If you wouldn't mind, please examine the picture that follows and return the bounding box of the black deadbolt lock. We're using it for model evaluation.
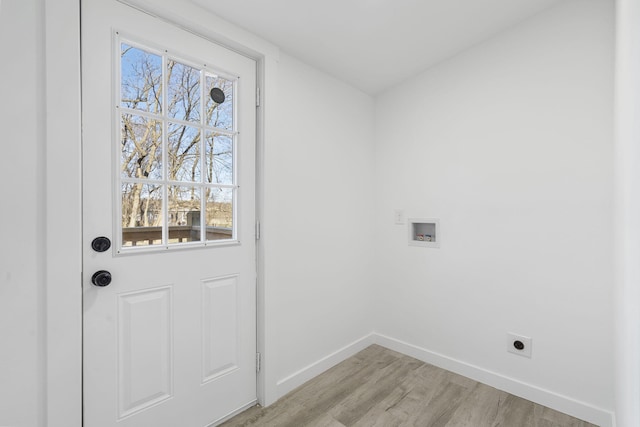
[91,270,112,287]
[91,236,111,253]
[513,340,525,351]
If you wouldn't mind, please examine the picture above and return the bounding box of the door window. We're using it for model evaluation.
[117,38,237,250]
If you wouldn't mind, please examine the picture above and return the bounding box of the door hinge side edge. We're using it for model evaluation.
[256,352,261,373]
[256,87,261,108]
[256,220,261,240]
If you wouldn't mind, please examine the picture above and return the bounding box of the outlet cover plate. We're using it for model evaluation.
[394,209,405,225]
[507,333,532,358]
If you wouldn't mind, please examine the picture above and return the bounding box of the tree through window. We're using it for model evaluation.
[118,40,237,249]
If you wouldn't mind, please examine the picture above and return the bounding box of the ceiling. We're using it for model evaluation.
[192,0,565,95]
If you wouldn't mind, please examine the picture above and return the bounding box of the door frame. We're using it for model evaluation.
[45,1,280,425]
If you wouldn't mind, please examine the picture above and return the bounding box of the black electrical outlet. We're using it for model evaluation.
[513,340,525,350]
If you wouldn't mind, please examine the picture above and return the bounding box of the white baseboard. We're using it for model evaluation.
[275,333,375,398]
[272,332,613,427]
[372,333,614,427]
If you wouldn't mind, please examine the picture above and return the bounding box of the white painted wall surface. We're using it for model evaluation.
[0,0,45,425]
[614,0,640,426]
[373,0,614,420]
[269,53,376,393]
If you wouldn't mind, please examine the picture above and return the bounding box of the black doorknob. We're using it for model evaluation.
[91,270,112,287]
[91,236,111,253]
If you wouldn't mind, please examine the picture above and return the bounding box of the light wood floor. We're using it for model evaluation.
[221,345,597,427]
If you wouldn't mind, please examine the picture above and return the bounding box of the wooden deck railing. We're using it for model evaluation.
[122,226,232,246]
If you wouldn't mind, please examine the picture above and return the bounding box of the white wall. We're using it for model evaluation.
[0,0,45,425]
[267,53,376,394]
[614,0,640,426]
[373,0,614,421]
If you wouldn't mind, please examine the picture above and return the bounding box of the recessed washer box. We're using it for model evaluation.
[408,218,440,248]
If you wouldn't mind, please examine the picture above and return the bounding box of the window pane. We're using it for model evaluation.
[121,114,162,180]
[205,132,233,185]
[167,60,201,122]
[121,44,162,113]
[206,188,233,241]
[122,183,163,247]
[118,41,241,251]
[168,123,201,182]
[205,75,233,130]
[168,185,201,243]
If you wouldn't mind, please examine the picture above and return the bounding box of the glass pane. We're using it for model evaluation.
[167,60,201,122]
[121,114,162,180]
[205,132,233,185]
[205,188,233,241]
[121,44,162,113]
[168,185,201,243]
[205,75,233,131]
[168,123,201,182]
[121,183,163,247]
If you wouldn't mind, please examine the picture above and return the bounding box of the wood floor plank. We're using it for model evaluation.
[220,345,598,427]
[410,379,471,426]
[306,413,347,427]
[492,394,536,426]
[331,355,423,425]
[533,404,596,427]
[241,348,400,426]
[352,364,453,427]
[443,383,508,427]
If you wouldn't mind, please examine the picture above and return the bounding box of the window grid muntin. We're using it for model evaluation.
[119,106,236,136]
[116,35,239,252]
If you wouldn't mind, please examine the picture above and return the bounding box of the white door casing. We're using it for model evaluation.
[82,0,257,425]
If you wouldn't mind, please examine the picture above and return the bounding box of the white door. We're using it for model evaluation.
[82,1,257,426]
